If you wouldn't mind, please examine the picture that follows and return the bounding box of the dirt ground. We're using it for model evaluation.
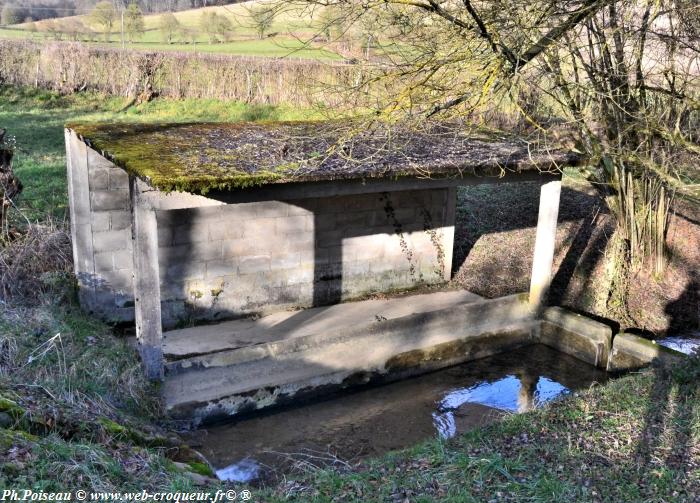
[452,176,700,336]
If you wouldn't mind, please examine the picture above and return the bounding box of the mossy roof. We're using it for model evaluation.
[66,121,582,194]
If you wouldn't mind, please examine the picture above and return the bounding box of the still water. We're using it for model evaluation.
[184,344,607,484]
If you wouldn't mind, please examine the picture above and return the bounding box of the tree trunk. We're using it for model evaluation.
[0,129,23,228]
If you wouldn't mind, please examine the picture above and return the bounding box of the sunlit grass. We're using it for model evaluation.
[0,86,318,220]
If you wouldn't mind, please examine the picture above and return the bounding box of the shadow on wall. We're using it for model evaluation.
[155,188,451,331]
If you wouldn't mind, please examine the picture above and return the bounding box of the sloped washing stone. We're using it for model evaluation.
[162,293,536,425]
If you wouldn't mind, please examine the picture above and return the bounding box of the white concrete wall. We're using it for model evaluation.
[66,131,134,322]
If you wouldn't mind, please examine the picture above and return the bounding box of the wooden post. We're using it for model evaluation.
[529,178,562,313]
[130,177,164,380]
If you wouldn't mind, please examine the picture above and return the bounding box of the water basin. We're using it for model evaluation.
[184,344,607,483]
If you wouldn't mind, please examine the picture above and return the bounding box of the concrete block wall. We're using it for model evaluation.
[156,189,454,328]
[66,132,134,322]
[67,135,455,327]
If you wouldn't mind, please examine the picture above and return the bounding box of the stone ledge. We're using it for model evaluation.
[536,307,612,369]
[607,333,686,372]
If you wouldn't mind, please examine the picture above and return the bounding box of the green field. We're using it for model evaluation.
[0,1,344,59]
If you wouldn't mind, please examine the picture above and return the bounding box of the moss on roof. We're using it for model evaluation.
[66,121,582,194]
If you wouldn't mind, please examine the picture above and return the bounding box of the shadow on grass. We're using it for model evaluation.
[453,180,611,306]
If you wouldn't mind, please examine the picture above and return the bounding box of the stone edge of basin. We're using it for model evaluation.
[537,306,612,369]
[166,299,687,426]
[606,332,686,372]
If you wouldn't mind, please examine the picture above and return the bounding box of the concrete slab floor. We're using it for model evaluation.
[163,290,483,359]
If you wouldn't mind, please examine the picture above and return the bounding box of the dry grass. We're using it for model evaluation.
[0,219,72,304]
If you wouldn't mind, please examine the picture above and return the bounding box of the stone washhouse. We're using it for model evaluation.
[65,121,622,425]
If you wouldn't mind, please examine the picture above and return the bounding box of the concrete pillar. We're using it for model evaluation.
[442,187,457,281]
[130,177,164,380]
[528,179,562,312]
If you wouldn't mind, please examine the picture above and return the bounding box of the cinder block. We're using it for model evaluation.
[172,225,211,244]
[88,167,110,190]
[287,202,315,215]
[113,250,132,270]
[242,218,276,238]
[336,211,370,227]
[91,212,111,232]
[343,193,381,211]
[110,211,131,231]
[313,213,337,232]
[160,280,188,300]
[161,241,223,263]
[277,215,313,234]
[220,224,245,239]
[343,260,371,276]
[314,229,343,243]
[217,203,253,219]
[91,190,129,212]
[238,255,270,274]
[109,168,130,190]
[261,271,290,289]
[157,226,173,247]
[431,189,449,205]
[254,201,289,218]
[223,239,260,258]
[285,235,315,253]
[167,261,206,280]
[93,229,130,253]
[392,208,417,223]
[94,252,114,272]
[285,265,314,285]
[206,259,237,279]
[158,206,223,226]
[98,270,133,292]
[271,252,301,270]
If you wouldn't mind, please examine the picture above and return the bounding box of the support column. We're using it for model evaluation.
[529,178,562,313]
[442,187,457,281]
[130,177,164,381]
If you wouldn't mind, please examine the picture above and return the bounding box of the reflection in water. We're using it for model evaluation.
[432,374,569,438]
[185,344,607,484]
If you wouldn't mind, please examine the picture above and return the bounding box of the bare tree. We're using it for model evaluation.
[124,1,144,42]
[159,11,181,43]
[89,0,117,41]
[288,0,698,315]
[249,4,275,40]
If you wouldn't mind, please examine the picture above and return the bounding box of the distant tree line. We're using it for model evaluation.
[0,0,246,25]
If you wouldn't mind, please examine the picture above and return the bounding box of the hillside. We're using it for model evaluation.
[0,0,345,59]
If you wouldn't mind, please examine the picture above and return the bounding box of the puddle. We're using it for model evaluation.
[183,344,607,484]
